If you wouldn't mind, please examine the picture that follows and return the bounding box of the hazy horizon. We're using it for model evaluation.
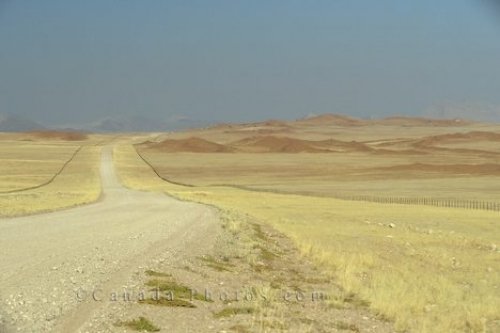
[1,0,500,127]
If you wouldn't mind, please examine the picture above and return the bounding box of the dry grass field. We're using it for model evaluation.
[0,118,498,332]
[114,116,500,332]
[136,116,500,205]
[0,132,103,217]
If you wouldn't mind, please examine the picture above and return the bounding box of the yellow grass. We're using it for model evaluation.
[135,150,500,203]
[0,141,77,192]
[0,142,102,217]
[115,144,500,333]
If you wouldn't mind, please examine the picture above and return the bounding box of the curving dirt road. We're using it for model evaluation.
[0,147,219,333]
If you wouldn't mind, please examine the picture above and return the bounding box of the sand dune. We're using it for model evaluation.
[414,131,500,147]
[207,115,477,138]
[142,135,405,154]
[294,114,472,127]
[315,138,374,152]
[231,136,377,153]
[141,137,233,153]
[231,136,326,153]
[139,130,500,156]
[24,130,88,141]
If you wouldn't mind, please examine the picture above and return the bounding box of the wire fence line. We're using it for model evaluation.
[218,185,500,213]
[0,146,83,195]
[134,147,500,213]
[328,193,500,212]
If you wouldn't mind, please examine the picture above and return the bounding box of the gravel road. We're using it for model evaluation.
[0,147,219,333]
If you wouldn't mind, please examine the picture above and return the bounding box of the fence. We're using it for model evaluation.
[329,193,500,212]
[134,147,500,213]
[0,146,83,194]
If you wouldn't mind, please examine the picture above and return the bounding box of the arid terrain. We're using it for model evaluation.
[0,115,499,333]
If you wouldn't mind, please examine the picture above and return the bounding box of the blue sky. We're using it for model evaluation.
[1,0,499,125]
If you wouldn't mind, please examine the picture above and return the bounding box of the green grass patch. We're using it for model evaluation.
[199,255,234,272]
[214,307,256,319]
[145,278,207,302]
[253,244,279,261]
[117,317,160,332]
[140,297,196,308]
[251,223,268,241]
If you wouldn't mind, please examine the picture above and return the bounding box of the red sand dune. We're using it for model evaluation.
[142,137,233,153]
[144,136,375,154]
[314,138,374,152]
[142,134,458,155]
[231,136,375,153]
[231,136,326,153]
[24,130,88,141]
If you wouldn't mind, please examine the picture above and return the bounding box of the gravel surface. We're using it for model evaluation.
[0,147,219,333]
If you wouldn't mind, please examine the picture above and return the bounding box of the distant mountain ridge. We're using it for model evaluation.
[0,112,482,133]
[294,113,472,127]
[295,114,367,126]
[0,113,45,132]
[84,115,211,132]
[88,115,170,132]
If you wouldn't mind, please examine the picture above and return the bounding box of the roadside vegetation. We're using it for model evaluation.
[0,140,102,217]
[116,317,160,332]
[115,144,500,332]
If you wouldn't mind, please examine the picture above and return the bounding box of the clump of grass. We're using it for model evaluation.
[145,270,172,278]
[334,320,360,332]
[140,271,208,307]
[117,317,160,332]
[140,297,196,308]
[342,292,371,308]
[199,255,234,272]
[145,278,207,302]
[252,223,268,241]
[270,278,284,290]
[146,279,190,297]
[214,307,256,319]
[249,262,270,273]
[253,244,279,261]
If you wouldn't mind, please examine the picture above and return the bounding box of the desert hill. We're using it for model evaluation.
[231,136,326,153]
[376,162,500,176]
[376,116,471,127]
[414,131,500,147]
[141,135,380,154]
[141,137,233,153]
[23,130,88,141]
[0,114,44,132]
